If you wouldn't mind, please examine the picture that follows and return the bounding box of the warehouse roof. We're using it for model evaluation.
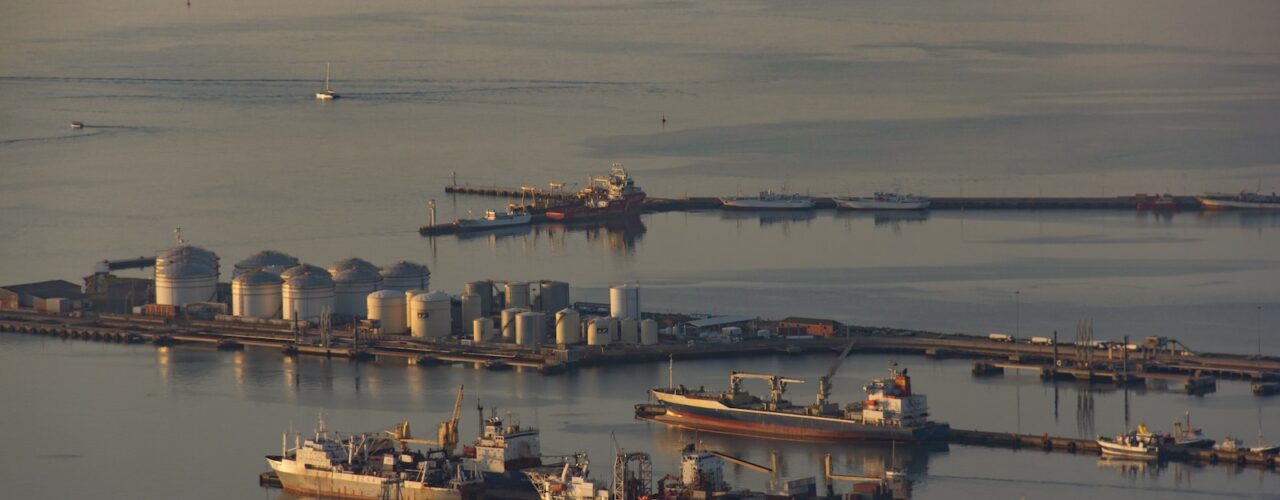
[0,280,84,299]
[683,315,754,329]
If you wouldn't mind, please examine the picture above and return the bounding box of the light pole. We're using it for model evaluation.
[1258,305,1263,358]
[1015,290,1021,339]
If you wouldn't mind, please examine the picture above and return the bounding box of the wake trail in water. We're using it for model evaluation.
[928,473,1255,497]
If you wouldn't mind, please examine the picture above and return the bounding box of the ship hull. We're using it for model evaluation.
[834,198,930,210]
[546,193,646,220]
[1197,197,1280,209]
[1096,439,1158,459]
[456,214,532,232]
[650,392,948,442]
[268,458,479,500]
[720,199,816,210]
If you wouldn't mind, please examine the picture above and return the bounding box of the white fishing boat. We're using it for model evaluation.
[1097,424,1161,459]
[1197,191,1280,209]
[720,191,816,210]
[69,121,84,129]
[834,192,930,210]
[316,62,340,100]
[523,453,610,500]
[456,207,532,232]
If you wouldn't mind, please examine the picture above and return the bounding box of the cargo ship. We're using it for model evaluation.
[720,191,816,210]
[833,193,930,210]
[642,345,949,441]
[462,407,543,482]
[1197,191,1280,209]
[545,164,645,221]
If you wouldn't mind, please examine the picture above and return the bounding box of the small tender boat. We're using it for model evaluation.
[834,192,930,211]
[1135,193,1177,211]
[315,62,340,100]
[1213,435,1244,452]
[1097,425,1161,459]
[69,121,84,129]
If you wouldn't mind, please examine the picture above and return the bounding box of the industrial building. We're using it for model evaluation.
[0,280,89,312]
[777,317,845,337]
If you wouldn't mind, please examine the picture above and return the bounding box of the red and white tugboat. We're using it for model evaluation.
[546,164,645,221]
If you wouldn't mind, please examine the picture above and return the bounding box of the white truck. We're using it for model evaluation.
[987,333,1014,343]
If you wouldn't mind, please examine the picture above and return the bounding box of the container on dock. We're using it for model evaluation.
[410,291,451,339]
[232,269,283,319]
[472,318,491,344]
[640,319,659,345]
[500,307,525,342]
[516,311,545,348]
[609,283,640,319]
[143,303,179,318]
[534,280,570,313]
[504,281,530,309]
[464,281,495,316]
[619,317,639,344]
[587,316,615,346]
[367,290,407,335]
[555,308,581,345]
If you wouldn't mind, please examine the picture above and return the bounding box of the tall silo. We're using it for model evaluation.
[282,267,335,323]
[464,281,495,316]
[366,290,407,335]
[516,311,545,348]
[156,260,219,307]
[380,261,430,292]
[556,308,581,345]
[609,284,640,319]
[332,267,381,318]
[460,293,482,329]
[233,250,298,278]
[535,280,570,313]
[473,318,491,344]
[505,282,530,309]
[231,269,282,318]
[500,308,525,342]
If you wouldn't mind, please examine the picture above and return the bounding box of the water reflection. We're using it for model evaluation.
[542,215,647,256]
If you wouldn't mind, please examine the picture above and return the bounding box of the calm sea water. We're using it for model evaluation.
[2,0,1279,498]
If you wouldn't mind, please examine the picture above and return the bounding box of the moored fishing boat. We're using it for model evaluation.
[1197,191,1280,209]
[834,192,930,210]
[456,206,532,232]
[721,191,816,210]
[1097,425,1161,459]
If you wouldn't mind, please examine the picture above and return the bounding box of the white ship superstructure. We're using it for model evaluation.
[834,193,930,210]
[720,191,816,210]
[467,411,542,478]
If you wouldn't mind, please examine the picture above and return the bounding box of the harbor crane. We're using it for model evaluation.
[385,384,465,456]
[815,340,858,410]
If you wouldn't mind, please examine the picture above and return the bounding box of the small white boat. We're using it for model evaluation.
[315,62,339,100]
[456,207,533,232]
[69,121,84,129]
[1097,424,1160,459]
[1213,435,1244,452]
[834,192,930,210]
[720,191,815,210]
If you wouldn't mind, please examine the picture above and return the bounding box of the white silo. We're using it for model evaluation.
[410,291,452,339]
[535,280,570,313]
[367,290,407,335]
[505,282,530,309]
[587,316,614,346]
[156,245,220,277]
[464,281,495,316]
[556,308,581,345]
[640,319,659,345]
[281,263,327,281]
[282,267,335,323]
[328,257,379,276]
[404,289,428,328]
[500,308,525,342]
[333,268,381,318]
[473,318,491,344]
[619,317,639,344]
[233,250,298,278]
[380,261,430,292]
[460,293,482,328]
[516,311,545,348]
[609,284,640,319]
[156,260,219,307]
[231,270,282,318]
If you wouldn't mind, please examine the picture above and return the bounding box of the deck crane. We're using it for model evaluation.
[729,372,805,407]
[385,384,466,456]
[814,340,857,412]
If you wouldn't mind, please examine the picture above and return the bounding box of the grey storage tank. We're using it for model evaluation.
[535,280,570,313]
[515,311,545,348]
[464,281,495,316]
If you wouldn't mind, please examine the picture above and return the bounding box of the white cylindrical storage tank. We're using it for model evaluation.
[460,293,482,328]
[328,257,380,277]
[367,290,407,335]
[156,245,220,278]
[156,260,218,307]
[404,289,428,329]
[280,263,327,281]
[505,282,530,309]
[332,268,381,318]
[500,308,525,342]
[640,319,659,345]
[282,268,335,323]
[516,311,545,348]
[231,270,282,318]
[473,318,491,344]
[555,308,581,345]
[233,250,297,278]
[380,261,431,292]
[619,317,639,344]
[410,291,452,339]
[586,316,614,346]
[535,280,570,313]
[465,281,495,316]
[609,284,640,319]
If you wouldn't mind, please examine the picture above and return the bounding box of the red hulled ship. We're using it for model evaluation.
[545,164,645,221]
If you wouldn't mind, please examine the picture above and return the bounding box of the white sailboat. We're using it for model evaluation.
[315,63,339,100]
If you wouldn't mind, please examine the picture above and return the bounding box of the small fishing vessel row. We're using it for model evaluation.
[720,191,931,211]
[1097,413,1279,460]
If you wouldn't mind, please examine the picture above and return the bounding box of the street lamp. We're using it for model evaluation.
[1015,290,1021,339]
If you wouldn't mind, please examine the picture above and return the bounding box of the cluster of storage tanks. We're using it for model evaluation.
[155,242,658,348]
